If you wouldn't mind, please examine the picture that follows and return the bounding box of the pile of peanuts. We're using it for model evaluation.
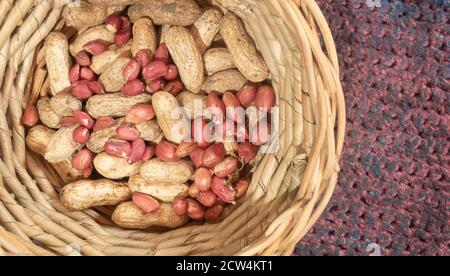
[22,0,276,229]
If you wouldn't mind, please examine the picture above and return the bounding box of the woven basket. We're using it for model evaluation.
[0,0,345,256]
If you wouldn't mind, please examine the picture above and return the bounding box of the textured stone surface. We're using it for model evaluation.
[295,0,449,256]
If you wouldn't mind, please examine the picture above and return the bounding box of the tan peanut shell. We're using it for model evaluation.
[61,179,131,211]
[128,175,189,203]
[176,91,210,119]
[49,92,82,117]
[99,57,131,92]
[131,18,157,57]
[165,27,204,93]
[135,120,163,143]
[44,125,81,163]
[128,0,201,26]
[191,8,223,54]
[159,25,171,44]
[86,93,151,119]
[44,32,71,95]
[91,43,132,74]
[86,118,123,153]
[63,1,114,30]
[37,97,61,129]
[140,159,194,184]
[26,125,82,183]
[70,25,115,56]
[152,91,189,144]
[203,69,247,94]
[94,152,141,180]
[203,47,236,76]
[112,201,188,229]
[219,13,269,82]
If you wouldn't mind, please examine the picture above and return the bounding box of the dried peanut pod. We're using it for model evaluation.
[220,13,269,82]
[99,57,131,92]
[131,18,157,57]
[26,125,83,183]
[61,179,131,211]
[128,175,189,202]
[203,48,236,76]
[128,0,201,26]
[135,120,163,143]
[112,201,188,229]
[63,1,114,30]
[44,32,71,95]
[94,152,141,180]
[203,69,247,94]
[87,118,123,153]
[159,25,171,44]
[140,159,194,184]
[152,91,189,144]
[165,27,204,93]
[86,93,151,119]
[176,91,210,120]
[44,125,81,163]
[91,43,132,74]
[49,92,82,117]
[191,8,223,54]
[37,98,61,129]
[70,25,115,56]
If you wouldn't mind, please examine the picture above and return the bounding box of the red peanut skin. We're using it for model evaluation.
[93,116,115,132]
[126,104,155,124]
[104,139,132,158]
[135,49,152,67]
[73,126,91,144]
[88,81,105,94]
[21,106,39,127]
[202,143,226,168]
[132,192,160,214]
[223,91,244,122]
[163,80,184,97]
[122,79,145,96]
[214,157,238,178]
[236,85,257,108]
[71,81,93,100]
[211,177,236,203]
[207,93,225,122]
[60,116,78,127]
[155,141,180,162]
[128,138,146,164]
[194,167,213,192]
[205,204,224,222]
[186,199,205,221]
[164,64,178,81]
[142,146,155,162]
[80,67,96,81]
[115,18,132,46]
[255,85,276,110]
[84,39,108,55]
[146,79,166,94]
[75,51,91,66]
[71,149,93,171]
[191,119,211,149]
[188,184,200,198]
[235,179,250,199]
[172,197,189,216]
[143,61,168,81]
[176,142,198,158]
[197,190,217,207]
[74,111,94,129]
[116,124,140,141]
[237,142,258,162]
[69,64,81,83]
[105,14,122,33]
[190,148,205,168]
[123,59,141,81]
[154,43,169,64]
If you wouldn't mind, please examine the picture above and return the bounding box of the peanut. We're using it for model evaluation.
[190,147,205,168]
[99,57,131,92]
[237,142,258,163]
[63,1,111,30]
[235,178,250,199]
[71,81,94,100]
[122,79,145,96]
[69,64,81,83]
[112,201,188,229]
[60,116,78,127]
[93,116,116,132]
[154,43,169,64]
[70,25,115,56]
[21,106,39,127]
[26,125,83,183]
[165,27,204,93]
[172,197,188,216]
[91,43,131,74]
[87,118,122,153]
[152,91,189,144]
[255,85,276,110]
[164,65,178,81]
[220,13,269,82]
[197,190,217,207]
[71,149,93,171]
[44,125,81,163]
[84,39,109,55]
[140,159,194,184]
[49,92,82,117]
[80,67,96,81]
[75,51,91,66]
[128,0,201,26]
[194,167,212,192]
[105,14,123,33]
[135,49,152,67]
[129,138,146,164]
[203,47,236,76]
[135,120,163,143]
[61,179,131,211]
[202,143,226,168]
[191,8,223,54]
[72,126,90,144]
[45,32,72,95]
[37,98,61,129]
[211,177,236,203]
[87,0,142,5]
[123,59,141,82]
[205,203,224,222]
[203,69,247,94]
[142,146,155,162]
[213,157,238,178]
[132,193,160,214]
[116,124,140,141]
[236,84,257,108]
[186,199,205,220]
[126,104,155,124]
[94,152,141,180]
[132,18,157,57]
[176,91,210,120]
[88,81,105,94]
[128,175,189,203]
[104,139,132,158]
[114,18,132,46]
[176,141,198,158]
[143,61,168,82]
[86,93,151,119]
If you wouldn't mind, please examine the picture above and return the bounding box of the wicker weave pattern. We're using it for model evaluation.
[0,0,344,256]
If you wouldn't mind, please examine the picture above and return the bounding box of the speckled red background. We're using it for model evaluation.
[294,0,449,256]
